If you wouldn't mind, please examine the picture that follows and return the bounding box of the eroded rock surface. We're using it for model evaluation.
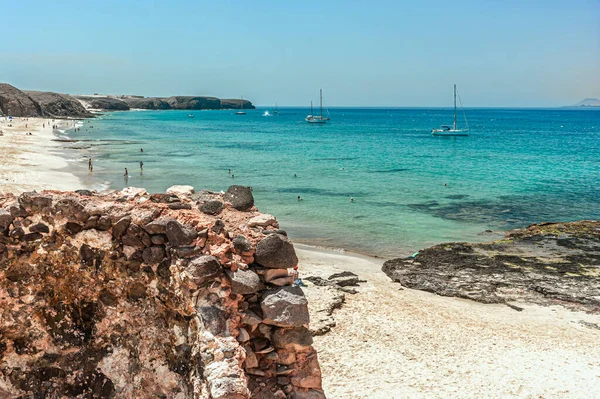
[383,221,600,312]
[0,186,325,398]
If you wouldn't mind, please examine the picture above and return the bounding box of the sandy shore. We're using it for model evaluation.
[297,245,600,399]
[0,117,84,193]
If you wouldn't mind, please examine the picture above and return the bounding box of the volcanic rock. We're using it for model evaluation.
[255,234,298,269]
[224,185,254,211]
[261,287,310,327]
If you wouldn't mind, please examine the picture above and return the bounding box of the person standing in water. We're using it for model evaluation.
[88,158,92,171]
[140,148,143,153]
[124,168,129,178]
[140,161,143,171]
[228,169,231,175]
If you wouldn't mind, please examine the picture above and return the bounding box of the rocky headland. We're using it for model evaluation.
[0,83,255,117]
[0,185,324,398]
[383,221,600,313]
[0,84,90,119]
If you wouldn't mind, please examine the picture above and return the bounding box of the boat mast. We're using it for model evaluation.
[453,84,457,131]
[320,89,323,118]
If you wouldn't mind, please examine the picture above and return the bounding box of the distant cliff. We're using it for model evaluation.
[0,83,90,118]
[0,83,44,117]
[122,96,255,111]
[25,91,93,118]
[0,83,256,116]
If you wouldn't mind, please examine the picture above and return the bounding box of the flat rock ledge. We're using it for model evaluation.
[0,186,325,399]
[382,221,600,312]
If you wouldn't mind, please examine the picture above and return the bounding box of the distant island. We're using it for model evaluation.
[0,83,255,118]
[569,98,600,107]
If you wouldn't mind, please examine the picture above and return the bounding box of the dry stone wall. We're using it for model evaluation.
[0,186,325,399]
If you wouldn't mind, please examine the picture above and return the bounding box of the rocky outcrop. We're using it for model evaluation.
[24,91,93,118]
[220,99,256,110]
[122,97,170,110]
[75,96,130,111]
[383,221,600,312]
[0,83,43,117]
[166,96,221,110]
[0,83,256,115]
[0,187,325,398]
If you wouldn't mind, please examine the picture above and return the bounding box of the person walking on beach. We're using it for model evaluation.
[140,161,143,171]
[124,168,129,178]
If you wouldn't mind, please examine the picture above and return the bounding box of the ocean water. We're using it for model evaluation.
[65,107,600,258]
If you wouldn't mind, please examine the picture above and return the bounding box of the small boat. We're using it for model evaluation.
[236,96,247,115]
[274,102,279,115]
[306,89,330,124]
[188,114,194,118]
[263,111,271,117]
[432,84,469,136]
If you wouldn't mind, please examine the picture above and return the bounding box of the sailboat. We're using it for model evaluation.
[236,96,246,115]
[274,102,279,115]
[432,84,469,136]
[306,89,330,124]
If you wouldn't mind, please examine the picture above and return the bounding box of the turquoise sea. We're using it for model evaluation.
[63,107,600,258]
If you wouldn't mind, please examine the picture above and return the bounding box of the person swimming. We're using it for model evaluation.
[140,148,143,152]
[294,173,297,177]
[350,197,354,202]
[297,196,302,201]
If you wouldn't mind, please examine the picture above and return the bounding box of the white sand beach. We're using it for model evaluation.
[0,117,84,193]
[297,246,600,399]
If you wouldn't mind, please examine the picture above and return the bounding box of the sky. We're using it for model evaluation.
[0,0,598,107]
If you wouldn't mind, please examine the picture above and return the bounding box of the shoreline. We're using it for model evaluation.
[0,117,89,193]
[297,243,600,399]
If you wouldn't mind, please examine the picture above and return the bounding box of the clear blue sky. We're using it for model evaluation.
[0,0,598,106]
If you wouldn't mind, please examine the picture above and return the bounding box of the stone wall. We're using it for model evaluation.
[0,186,325,398]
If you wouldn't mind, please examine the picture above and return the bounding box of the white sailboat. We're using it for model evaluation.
[236,96,246,115]
[306,89,330,124]
[432,84,469,136]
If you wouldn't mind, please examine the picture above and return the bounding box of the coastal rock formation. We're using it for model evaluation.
[0,83,43,117]
[382,221,600,312]
[0,83,256,115]
[220,99,256,110]
[25,91,92,118]
[166,96,221,110]
[0,187,325,398]
[75,96,130,111]
[121,97,170,110]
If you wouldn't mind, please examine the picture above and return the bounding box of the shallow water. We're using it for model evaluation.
[67,107,600,257]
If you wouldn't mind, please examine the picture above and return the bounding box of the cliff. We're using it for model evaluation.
[383,221,600,312]
[0,83,44,117]
[0,186,325,398]
[75,96,131,111]
[122,97,170,110]
[220,99,256,110]
[165,96,222,110]
[24,91,93,118]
